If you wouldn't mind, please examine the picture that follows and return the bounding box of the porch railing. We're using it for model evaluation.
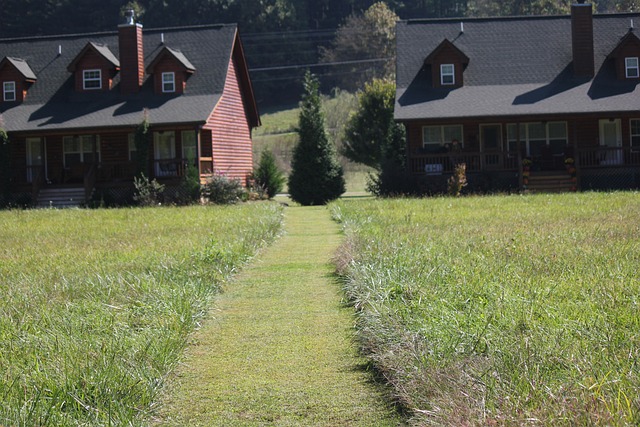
[409,151,520,175]
[153,159,188,178]
[576,146,640,168]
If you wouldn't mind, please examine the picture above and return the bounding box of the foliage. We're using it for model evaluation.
[0,204,283,426]
[202,173,246,204]
[288,72,345,205]
[320,2,399,91]
[342,78,405,170]
[179,162,202,204]
[366,158,414,197]
[466,0,570,16]
[332,193,640,425]
[133,173,165,206]
[252,149,286,198]
[0,127,10,207]
[447,162,468,196]
[134,111,151,177]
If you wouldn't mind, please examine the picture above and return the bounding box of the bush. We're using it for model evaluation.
[202,173,245,204]
[447,163,468,197]
[252,150,285,198]
[177,162,202,204]
[133,173,165,206]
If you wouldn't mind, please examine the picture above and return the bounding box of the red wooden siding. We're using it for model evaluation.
[0,67,26,102]
[73,50,115,92]
[150,56,186,94]
[206,54,253,184]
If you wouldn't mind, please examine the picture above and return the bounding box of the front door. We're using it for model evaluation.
[154,131,176,177]
[481,124,503,168]
[26,137,44,183]
[599,119,622,164]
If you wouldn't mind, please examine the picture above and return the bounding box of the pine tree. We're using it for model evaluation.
[253,149,285,199]
[288,72,345,206]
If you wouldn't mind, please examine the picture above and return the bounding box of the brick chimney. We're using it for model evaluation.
[571,1,595,77]
[118,10,144,93]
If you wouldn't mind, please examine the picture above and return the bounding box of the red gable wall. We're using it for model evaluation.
[206,54,253,184]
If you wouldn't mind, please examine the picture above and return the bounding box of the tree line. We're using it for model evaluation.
[1,0,638,105]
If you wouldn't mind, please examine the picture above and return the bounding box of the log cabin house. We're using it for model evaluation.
[395,1,640,193]
[0,10,259,206]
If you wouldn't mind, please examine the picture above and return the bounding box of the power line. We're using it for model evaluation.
[250,57,393,72]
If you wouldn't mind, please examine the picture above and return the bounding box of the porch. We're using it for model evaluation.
[410,146,640,192]
[10,157,213,207]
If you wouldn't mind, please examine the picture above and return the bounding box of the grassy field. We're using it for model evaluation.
[0,204,283,426]
[332,192,640,426]
[254,93,374,194]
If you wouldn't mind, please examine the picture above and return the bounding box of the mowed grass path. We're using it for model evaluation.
[155,206,402,426]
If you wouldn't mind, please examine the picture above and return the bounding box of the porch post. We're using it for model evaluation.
[573,121,581,190]
[196,125,203,181]
[517,121,523,189]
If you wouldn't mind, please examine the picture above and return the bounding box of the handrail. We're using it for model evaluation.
[31,166,45,205]
[409,151,520,175]
[84,163,97,201]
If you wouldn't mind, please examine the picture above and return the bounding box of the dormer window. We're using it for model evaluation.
[625,57,639,78]
[425,39,468,88]
[440,64,455,85]
[83,70,102,90]
[3,81,16,101]
[162,72,175,93]
[147,46,195,95]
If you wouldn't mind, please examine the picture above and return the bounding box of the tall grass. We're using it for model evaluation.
[0,204,283,426]
[332,193,640,426]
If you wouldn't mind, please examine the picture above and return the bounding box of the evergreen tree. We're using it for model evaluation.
[288,72,345,205]
[253,149,286,198]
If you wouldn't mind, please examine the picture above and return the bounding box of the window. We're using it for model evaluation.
[506,122,567,156]
[3,81,16,101]
[63,135,100,167]
[625,57,639,78]
[83,69,102,90]
[162,72,175,93]
[422,125,463,152]
[128,133,137,161]
[631,119,640,150]
[182,130,197,161]
[440,64,455,85]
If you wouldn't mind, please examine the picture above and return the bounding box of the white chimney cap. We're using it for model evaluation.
[124,9,135,25]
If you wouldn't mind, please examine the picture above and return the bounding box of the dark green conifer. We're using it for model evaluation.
[288,72,345,206]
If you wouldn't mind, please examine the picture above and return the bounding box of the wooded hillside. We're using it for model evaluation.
[1,0,637,106]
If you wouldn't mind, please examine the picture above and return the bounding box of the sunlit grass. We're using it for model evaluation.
[332,192,640,426]
[0,204,283,426]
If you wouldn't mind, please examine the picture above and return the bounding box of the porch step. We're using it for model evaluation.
[526,172,575,193]
[36,187,86,208]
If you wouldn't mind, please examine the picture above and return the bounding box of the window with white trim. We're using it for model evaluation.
[422,125,463,152]
[128,133,137,161]
[506,122,567,156]
[162,72,175,93]
[83,69,102,90]
[3,81,16,101]
[181,130,197,161]
[631,119,640,150]
[440,64,455,85]
[626,57,639,78]
[63,135,101,167]
[2,82,16,101]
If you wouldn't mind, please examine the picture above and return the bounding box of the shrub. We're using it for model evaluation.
[133,173,165,206]
[202,173,245,204]
[447,163,468,197]
[253,149,285,198]
[177,162,202,204]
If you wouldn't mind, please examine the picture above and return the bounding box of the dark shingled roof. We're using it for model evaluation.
[0,24,238,132]
[2,57,38,80]
[395,13,640,121]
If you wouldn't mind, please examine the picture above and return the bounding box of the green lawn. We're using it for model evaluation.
[0,204,283,426]
[332,192,640,426]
